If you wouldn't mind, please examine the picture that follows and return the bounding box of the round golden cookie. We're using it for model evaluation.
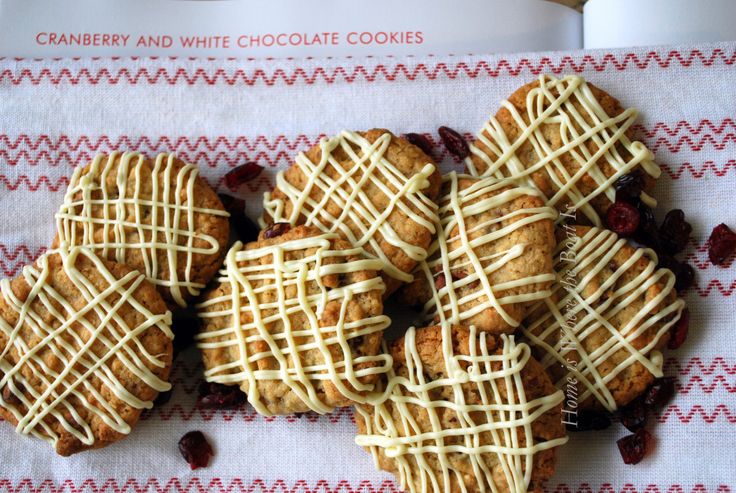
[0,246,173,456]
[261,129,441,296]
[355,325,568,493]
[196,224,391,416]
[521,225,685,411]
[466,74,661,227]
[398,172,557,334]
[54,151,230,308]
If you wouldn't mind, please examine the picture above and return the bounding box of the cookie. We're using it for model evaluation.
[196,224,392,416]
[55,151,230,308]
[355,325,568,493]
[466,75,661,226]
[0,246,173,456]
[398,172,557,334]
[262,129,441,296]
[521,225,686,411]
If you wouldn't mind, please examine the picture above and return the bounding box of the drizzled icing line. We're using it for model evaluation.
[466,74,661,226]
[262,130,439,283]
[356,325,567,493]
[0,246,173,449]
[521,227,686,411]
[56,151,229,307]
[417,172,557,329]
[196,232,392,416]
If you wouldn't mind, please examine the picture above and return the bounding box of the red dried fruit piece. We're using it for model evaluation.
[708,223,736,266]
[403,132,434,157]
[617,429,654,465]
[435,273,447,290]
[605,201,641,237]
[659,209,692,256]
[1,384,21,405]
[673,262,695,293]
[567,409,612,432]
[620,397,648,432]
[178,430,213,470]
[614,172,644,201]
[452,270,479,289]
[438,126,470,159]
[263,222,291,239]
[223,162,264,191]
[644,377,676,408]
[633,201,661,250]
[154,389,173,407]
[197,381,246,409]
[667,308,690,350]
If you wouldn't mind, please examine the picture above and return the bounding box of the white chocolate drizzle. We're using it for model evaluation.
[356,325,567,493]
[196,232,393,416]
[466,75,661,226]
[262,130,439,283]
[0,245,173,449]
[56,151,230,307]
[521,226,685,411]
[417,172,557,329]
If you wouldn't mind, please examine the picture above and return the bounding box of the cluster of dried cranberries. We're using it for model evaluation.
[218,162,265,243]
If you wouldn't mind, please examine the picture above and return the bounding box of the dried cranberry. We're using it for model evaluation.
[223,162,264,191]
[178,431,213,470]
[567,409,611,432]
[452,270,479,289]
[263,222,291,239]
[659,209,692,256]
[614,173,644,201]
[673,262,695,293]
[197,381,246,409]
[620,397,648,432]
[633,201,660,250]
[667,308,690,350]
[1,384,21,405]
[435,273,447,290]
[605,201,641,237]
[438,126,470,159]
[708,223,736,266]
[617,429,653,465]
[643,377,676,408]
[403,133,434,157]
[154,389,173,407]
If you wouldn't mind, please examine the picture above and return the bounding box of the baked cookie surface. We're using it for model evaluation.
[466,75,661,226]
[0,246,173,456]
[521,225,685,411]
[398,172,557,334]
[55,151,230,308]
[355,325,567,493]
[262,129,441,295]
[196,225,391,415]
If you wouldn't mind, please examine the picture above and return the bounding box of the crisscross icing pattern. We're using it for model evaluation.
[466,74,661,226]
[0,246,173,448]
[262,130,438,283]
[56,151,229,307]
[196,232,392,415]
[521,226,685,411]
[417,172,557,329]
[356,326,567,493]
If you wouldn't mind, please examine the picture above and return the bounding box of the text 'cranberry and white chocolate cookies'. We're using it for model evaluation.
[399,172,557,334]
[262,129,441,295]
[521,226,685,411]
[196,225,392,416]
[466,75,661,226]
[55,151,230,308]
[0,246,174,456]
[355,325,568,493]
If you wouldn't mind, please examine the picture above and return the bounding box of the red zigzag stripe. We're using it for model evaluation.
[2,49,735,87]
[0,479,727,493]
[633,119,736,138]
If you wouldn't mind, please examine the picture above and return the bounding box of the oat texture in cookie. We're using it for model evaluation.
[521,226,685,411]
[0,246,173,456]
[399,172,557,334]
[55,151,230,307]
[196,226,392,416]
[355,325,568,493]
[262,129,440,295]
[466,74,661,226]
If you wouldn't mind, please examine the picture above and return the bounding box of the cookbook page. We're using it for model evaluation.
[0,0,582,58]
[584,0,736,49]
